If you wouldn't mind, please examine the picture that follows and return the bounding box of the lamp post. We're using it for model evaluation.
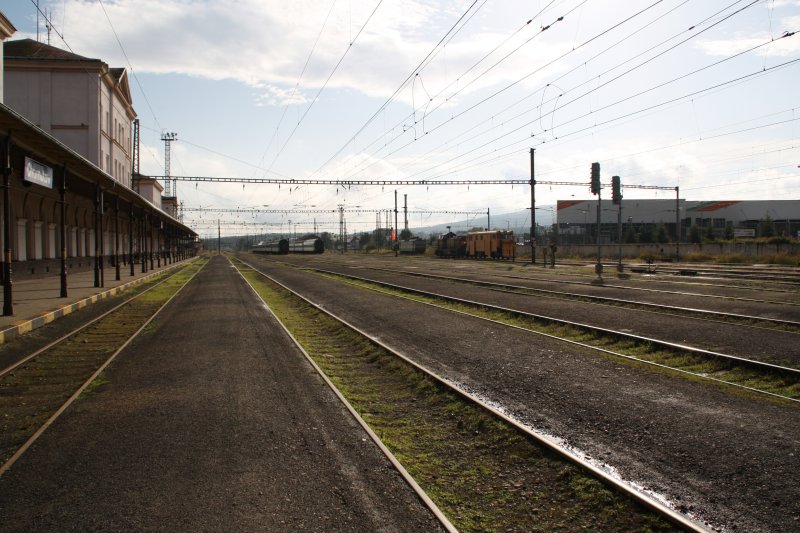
[578,209,590,245]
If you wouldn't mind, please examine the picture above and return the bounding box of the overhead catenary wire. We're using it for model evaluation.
[332,0,564,176]
[331,0,687,182]
[32,1,794,218]
[252,0,339,179]
[266,0,386,172]
[380,44,800,185]
[336,0,766,184]
[306,0,486,179]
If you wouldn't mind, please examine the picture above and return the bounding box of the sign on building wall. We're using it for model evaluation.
[734,229,756,238]
[24,157,53,189]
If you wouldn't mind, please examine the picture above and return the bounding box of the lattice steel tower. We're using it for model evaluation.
[161,132,178,196]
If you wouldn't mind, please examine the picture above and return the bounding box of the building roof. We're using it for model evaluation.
[4,38,101,63]
[0,12,17,40]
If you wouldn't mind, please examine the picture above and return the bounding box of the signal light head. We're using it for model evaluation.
[590,162,601,195]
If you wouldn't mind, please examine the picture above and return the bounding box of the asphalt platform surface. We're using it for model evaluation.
[0,255,443,532]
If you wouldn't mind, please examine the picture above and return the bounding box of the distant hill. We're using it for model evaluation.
[407,206,556,237]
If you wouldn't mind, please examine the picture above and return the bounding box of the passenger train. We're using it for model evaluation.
[252,236,325,255]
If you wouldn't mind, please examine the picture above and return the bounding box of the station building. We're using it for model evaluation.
[0,12,196,316]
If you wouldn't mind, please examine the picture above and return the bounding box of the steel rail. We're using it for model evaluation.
[0,260,207,477]
[0,259,196,379]
[232,258,458,533]
[633,266,800,285]
[530,259,800,286]
[302,266,800,384]
[236,257,710,533]
[306,254,800,297]
[489,269,800,298]
[374,262,800,302]
[366,267,800,331]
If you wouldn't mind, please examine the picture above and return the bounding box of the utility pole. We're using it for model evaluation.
[675,186,680,261]
[487,208,490,230]
[590,162,603,277]
[375,211,381,246]
[612,176,622,272]
[530,148,536,264]
[161,132,178,197]
[403,194,408,231]
[339,205,345,254]
[394,190,398,243]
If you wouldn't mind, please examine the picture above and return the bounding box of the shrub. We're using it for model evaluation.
[684,252,712,262]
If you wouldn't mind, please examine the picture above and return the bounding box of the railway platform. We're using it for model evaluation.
[0,259,190,344]
[0,255,444,531]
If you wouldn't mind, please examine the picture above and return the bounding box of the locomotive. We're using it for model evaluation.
[435,231,466,258]
[436,230,515,260]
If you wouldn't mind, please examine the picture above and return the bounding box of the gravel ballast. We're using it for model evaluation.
[248,255,800,532]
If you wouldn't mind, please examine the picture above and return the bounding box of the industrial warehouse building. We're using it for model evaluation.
[556,199,799,244]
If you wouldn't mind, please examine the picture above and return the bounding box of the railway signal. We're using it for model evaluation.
[590,162,601,195]
[612,175,622,205]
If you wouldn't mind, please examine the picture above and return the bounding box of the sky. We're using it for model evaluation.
[3,0,799,239]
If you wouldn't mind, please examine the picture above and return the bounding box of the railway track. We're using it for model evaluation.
[544,259,800,286]
[626,262,800,284]
[269,260,800,403]
[488,269,800,298]
[0,258,206,475]
[311,254,800,298]
[365,267,800,332]
[233,256,705,532]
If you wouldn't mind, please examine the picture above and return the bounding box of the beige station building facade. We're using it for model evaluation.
[0,11,195,316]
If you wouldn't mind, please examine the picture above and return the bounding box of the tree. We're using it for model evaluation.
[759,214,775,238]
[319,232,334,251]
[656,223,669,244]
[639,225,655,244]
[625,226,637,243]
[400,228,413,240]
[372,228,384,247]
[689,224,701,244]
[359,232,371,248]
[549,224,560,245]
[724,222,734,240]
[704,222,715,242]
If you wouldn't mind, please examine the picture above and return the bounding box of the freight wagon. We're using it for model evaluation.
[466,230,515,260]
[399,238,427,254]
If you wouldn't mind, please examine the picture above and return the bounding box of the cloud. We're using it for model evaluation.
[40,0,559,108]
[696,32,800,57]
[253,84,310,107]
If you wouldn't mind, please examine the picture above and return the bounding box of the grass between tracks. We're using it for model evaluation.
[0,258,206,468]
[317,272,800,403]
[237,263,679,533]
